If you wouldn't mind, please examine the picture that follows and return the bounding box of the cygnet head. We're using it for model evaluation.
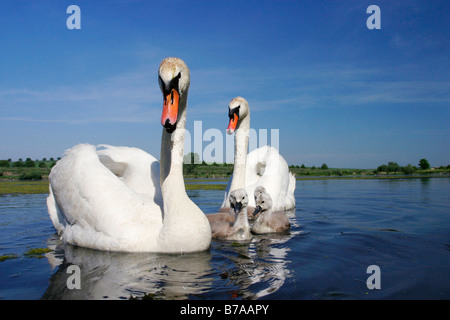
[229,188,249,214]
[158,57,190,133]
[227,97,249,135]
[253,186,267,200]
[253,192,273,216]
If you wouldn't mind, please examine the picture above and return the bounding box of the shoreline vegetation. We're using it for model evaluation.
[0,156,449,195]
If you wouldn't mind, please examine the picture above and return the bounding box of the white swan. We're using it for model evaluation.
[211,189,252,241]
[221,97,296,212]
[47,57,211,253]
[251,191,291,234]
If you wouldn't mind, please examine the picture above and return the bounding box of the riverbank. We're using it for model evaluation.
[1,174,449,195]
[3,160,449,180]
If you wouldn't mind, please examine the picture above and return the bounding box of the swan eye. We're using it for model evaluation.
[160,72,182,96]
[228,106,240,119]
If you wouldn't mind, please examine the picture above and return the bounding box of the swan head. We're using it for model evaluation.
[159,57,190,133]
[253,192,272,216]
[227,96,249,135]
[229,188,249,214]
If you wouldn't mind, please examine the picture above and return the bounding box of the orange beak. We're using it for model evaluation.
[227,113,238,135]
[161,88,180,131]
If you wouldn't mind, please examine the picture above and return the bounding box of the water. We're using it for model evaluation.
[0,178,449,300]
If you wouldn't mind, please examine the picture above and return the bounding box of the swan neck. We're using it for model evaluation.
[260,208,272,220]
[156,85,211,252]
[234,207,250,228]
[160,90,188,191]
[230,116,249,192]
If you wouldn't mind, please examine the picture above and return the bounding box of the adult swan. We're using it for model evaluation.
[47,57,211,253]
[221,97,296,212]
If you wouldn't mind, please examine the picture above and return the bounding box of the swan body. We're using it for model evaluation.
[211,189,252,241]
[206,209,234,225]
[251,191,291,234]
[221,97,296,212]
[47,57,211,253]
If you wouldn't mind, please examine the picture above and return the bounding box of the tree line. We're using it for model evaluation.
[1,154,448,180]
[0,158,60,180]
[0,158,59,169]
[289,158,450,176]
[375,158,437,174]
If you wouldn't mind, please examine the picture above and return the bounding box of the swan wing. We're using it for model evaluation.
[48,144,163,251]
[244,146,296,211]
[97,144,162,205]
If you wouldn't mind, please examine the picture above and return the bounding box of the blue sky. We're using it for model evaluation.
[0,0,449,168]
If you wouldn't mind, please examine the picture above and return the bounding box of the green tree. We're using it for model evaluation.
[0,160,10,167]
[401,164,416,175]
[418,158,430,170]
[183,152,200,164]
[387,162,400,173]
[12,161,24,168]
[321,163,328,170]
[377,162,400,173]
[19,170,42,180]
[24,158,35,168]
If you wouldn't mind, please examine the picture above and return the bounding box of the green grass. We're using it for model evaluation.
[0,254,19,262]
[1,167,448,195]
[0,248,55,262]
[0,179,227,194]
[185,183,227,190]
[0,249,54,262]
[0,180,49,195]
[24,248,53,258]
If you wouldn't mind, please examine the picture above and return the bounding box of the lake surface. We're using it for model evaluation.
[0,177,449,300]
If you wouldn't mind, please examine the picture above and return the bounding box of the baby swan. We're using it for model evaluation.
[211,189,252,241]
[207,186,265,226]
[251,191,291,234]
[252,185,266,219]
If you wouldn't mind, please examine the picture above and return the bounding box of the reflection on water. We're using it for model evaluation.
[42,243,214,300]
[41,209,300,300]
[2,178,449,300]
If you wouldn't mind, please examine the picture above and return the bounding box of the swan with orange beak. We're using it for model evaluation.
[159,58,189,134]
[227,98,244,135]
[221,96,296,212]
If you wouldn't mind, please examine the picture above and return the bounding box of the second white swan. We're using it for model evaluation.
[221,97,296,212]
